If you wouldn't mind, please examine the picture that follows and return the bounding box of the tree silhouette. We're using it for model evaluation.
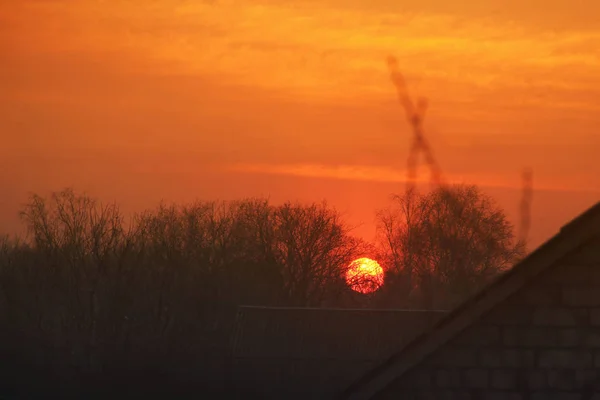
[377,184,524,309]
[0,189,378,397]
[272,201,363,307]
[0,186,528,397]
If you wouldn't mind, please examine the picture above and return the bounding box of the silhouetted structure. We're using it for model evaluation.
[228,306,445,398]
[340,201,600,399]
[519,167,534,246]
[386,55,534,251]
[387,55,442,192]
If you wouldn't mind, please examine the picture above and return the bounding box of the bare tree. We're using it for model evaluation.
[375,187,428,308]
[0,190,373,396]
[272,201,361,307]
[377,184,524,309]
[0,188,132,382]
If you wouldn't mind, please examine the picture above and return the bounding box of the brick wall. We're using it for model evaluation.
[377,235,600,400]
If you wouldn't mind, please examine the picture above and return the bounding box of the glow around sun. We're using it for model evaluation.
[345,257,384,294]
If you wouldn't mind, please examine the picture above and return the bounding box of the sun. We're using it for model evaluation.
[345,257,384,294]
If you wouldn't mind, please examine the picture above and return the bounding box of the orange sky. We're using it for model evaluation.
[1,0,599,248]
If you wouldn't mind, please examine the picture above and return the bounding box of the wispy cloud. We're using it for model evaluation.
[3,0,599,196]
[226,162,600,193]
[4,0,600,107]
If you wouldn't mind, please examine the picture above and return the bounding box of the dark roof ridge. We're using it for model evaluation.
[237,305,448,312]
[561,201,600,233]
[339,201,600,400]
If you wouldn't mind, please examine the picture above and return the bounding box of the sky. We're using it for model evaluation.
[1,0,599,249]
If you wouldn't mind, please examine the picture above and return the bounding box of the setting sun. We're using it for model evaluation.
[346,257,384,294]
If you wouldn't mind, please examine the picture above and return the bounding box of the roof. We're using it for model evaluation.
[340,201,600,400]
[228,306,446,398]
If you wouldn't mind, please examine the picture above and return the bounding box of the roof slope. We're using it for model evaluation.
[228,306,446,398]
[339,201,600,400]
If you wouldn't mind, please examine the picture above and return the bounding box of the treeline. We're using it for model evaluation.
[0,185,523,398]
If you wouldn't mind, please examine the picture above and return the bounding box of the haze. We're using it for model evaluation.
[1,0,599,248]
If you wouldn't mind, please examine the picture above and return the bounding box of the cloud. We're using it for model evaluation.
[4,0,599,106]
[2,0,599,198]
[226,162,600,193]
